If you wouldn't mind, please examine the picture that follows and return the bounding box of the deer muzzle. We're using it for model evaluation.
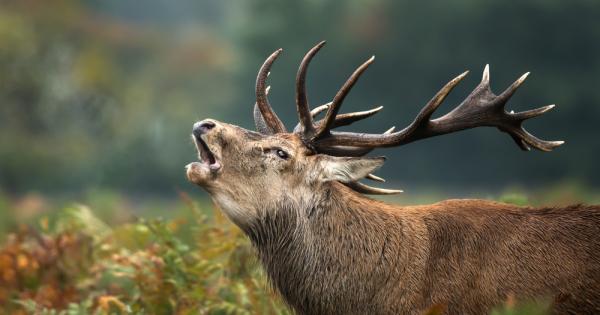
[186,119,222,184]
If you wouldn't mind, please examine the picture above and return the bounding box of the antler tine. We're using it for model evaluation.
[344,181,403,195]
[512,104,555,120]
[314,70,468,148]
[481,64,490,85]
[413,71,470,124]
[313,66,564,152]
[255,49,287,134]
[315,126,395,157]
[501,103,559,151]
[497,71,529,103]
[313,56,376,140]
[310,103,331,117]
[366,173,385,182]
[296,41,326,138]
[254,86,272,134]
[294,105,384,133]
[293,103,330,133]
[318,106,384,129]
[505,126,564,152]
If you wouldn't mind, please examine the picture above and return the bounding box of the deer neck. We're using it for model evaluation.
[240,182,414,314]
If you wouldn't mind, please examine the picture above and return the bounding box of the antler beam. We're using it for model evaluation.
[313,56,376,140]
[314,65,564,152]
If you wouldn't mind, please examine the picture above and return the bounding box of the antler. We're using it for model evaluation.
[255,49,287,134]
[296,41,326,139]
[253,42,563,194]
[314,65,564,152]
[293,103,384,133]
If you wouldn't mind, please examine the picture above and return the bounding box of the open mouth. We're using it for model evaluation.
[193,135,221,171]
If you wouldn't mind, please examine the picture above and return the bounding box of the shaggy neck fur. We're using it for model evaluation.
[242,182,423,314]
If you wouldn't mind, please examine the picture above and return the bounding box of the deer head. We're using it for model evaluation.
[186,41,563,226]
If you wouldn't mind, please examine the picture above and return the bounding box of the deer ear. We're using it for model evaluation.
[318,156,385,183]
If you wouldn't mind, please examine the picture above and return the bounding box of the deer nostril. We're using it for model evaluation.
[201,121,215,130]
[193,120,216,137]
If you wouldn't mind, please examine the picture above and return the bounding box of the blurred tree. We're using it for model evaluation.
[0,0,235,193]
[0,0,598,195]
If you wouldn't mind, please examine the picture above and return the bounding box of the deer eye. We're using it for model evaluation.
[275,149,289,160]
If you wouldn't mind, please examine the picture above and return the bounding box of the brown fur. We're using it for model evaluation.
[244,184,600,314]
[187,120,600,314]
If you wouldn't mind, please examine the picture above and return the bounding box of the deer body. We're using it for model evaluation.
[235,183,600,314]
[186,42,600,314]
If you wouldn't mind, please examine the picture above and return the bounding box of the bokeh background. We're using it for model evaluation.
[0,0,599,313]
[2,0,600,198]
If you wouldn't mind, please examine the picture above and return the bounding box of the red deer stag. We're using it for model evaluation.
[186,41,600,314]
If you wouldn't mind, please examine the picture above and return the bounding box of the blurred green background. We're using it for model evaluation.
[0,1,599,313]
[1,0,599,198]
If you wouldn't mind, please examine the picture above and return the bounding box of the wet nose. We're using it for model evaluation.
[193,119,216,137]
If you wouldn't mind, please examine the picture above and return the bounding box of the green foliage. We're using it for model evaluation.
[491,296,551,315]
[498,193,530,206]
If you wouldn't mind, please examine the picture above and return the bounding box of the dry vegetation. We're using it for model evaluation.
[0,194,288,314]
